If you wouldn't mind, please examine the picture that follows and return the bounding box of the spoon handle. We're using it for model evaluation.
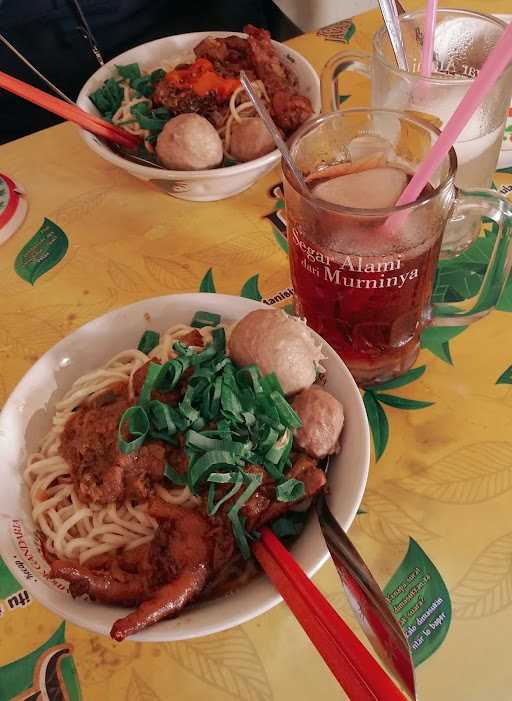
[317,495,417,700]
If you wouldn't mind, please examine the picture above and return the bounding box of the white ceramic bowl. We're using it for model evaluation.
[0,294,369,641]
[76,32,321,201]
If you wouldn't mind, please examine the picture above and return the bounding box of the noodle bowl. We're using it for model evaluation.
[0,294,368,641]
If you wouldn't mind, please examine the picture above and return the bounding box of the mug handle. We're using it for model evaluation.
[321,52,372,113]
[432,188,512,326]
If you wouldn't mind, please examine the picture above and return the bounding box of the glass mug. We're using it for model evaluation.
[283,109,512,385]
[321,9,512,253]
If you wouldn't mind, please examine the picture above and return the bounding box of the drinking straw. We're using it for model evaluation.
[420,0,437,77]
[395,21,512,208]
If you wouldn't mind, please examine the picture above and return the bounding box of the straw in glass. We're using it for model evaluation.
[420,0,438,77]
[396,21,512,208]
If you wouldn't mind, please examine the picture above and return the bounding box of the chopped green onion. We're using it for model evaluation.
[276,478,305,503]
[137,330,160,354]
[151,68,166,83]
[173,340,195,356]
[116,63,141,82]
[260,373,285,396]
[149,430,179,446]
[139,362,163,405]
[164,463,188,486]
[188,345,217,366]
[179,387,200,425]
[265,429,292,466]
[221,381,243,422]
[154,358,187,392]
[236,365,262,394]
[270,391,303,429]
[190,310,221,328]
[271,511,308,539]
[188,450,243,493]
[207,472,243,515]
[228,472,263,559]
[212,327,226,352]
[146,400,176,434]
[117,406,149,454]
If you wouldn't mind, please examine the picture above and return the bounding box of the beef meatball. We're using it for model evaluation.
[156,113,223,170]
[229,117,275,162]
[228,309,323,396]
[292,386,344,458]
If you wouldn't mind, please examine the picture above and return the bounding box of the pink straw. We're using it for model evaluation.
[420,0,437,77]
[396,20,512,208]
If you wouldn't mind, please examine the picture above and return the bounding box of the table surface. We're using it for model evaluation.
[1,1,512,699]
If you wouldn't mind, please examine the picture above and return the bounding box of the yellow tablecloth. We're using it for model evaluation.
[1,1,512,699]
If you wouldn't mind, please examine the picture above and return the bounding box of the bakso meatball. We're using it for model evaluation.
[292,386,344,458]
[156,113,223,170]
[229,117,275,162]
[228,309,323,396]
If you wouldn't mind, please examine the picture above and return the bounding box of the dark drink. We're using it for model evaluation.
[287,218,442,384]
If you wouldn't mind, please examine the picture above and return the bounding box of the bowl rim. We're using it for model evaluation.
[76,30,321,179]
[0,293,370,641]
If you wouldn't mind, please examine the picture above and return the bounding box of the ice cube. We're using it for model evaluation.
[312,167,408,209]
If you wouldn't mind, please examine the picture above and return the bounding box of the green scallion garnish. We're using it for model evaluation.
[137,330,160,354]
[190,310,221,328]
[117,406,149,454]
[276,478,306,503]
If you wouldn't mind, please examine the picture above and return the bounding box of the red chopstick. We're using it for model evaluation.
[253,528,410,701]
[0,70,140,149]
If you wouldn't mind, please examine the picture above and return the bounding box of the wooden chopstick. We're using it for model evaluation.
[0,70,140,149]
[253,528,410,701]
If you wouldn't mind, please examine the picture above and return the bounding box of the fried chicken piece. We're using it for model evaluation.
[244,24,313,134]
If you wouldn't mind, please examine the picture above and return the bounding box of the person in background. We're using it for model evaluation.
[0,0,300,144]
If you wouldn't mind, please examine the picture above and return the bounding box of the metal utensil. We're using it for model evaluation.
[316,491,417,700]
[377,0,409,70]
[0,34,165,169]
[239,71,309,196]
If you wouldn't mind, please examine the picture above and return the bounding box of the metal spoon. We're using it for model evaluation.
[377,0,409,71]
[316,490,417,700]
[0,33,165,170]
[239,71,309,196]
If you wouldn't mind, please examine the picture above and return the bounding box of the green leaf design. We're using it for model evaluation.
[359,491,438,545]
[0,556,21,598]
[365,365,426,390]
[384,539,451,667]
[363,391,389,461]
[273,228,289,254]
[283,302,295,315]
[199,267,216,293]
[14,218,68,285]
[420,326,467,364]
[240,274,262,301]
[375,394,434,410]
[496,274,512,312]
[0,622,81,700]
[339,94,351,104]
[497,365,512,385]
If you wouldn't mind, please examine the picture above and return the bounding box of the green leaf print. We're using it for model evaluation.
[199,267,216,293]
[375,394,434,410]
[496,365,512,385]
[384,539,452,667]
[273,229,289,255]
[420,326,467,365]
[363,391,389,461]
[365,365,426,390]
[14,218,68,285]
[240,274,262,301]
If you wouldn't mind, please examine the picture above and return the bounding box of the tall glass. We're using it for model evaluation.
[321,9,512,253]
[283,109,512,385]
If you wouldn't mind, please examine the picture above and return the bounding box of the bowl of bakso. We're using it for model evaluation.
[76,27,320,201]
[0,294,369,641]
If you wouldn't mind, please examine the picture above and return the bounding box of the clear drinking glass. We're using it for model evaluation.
[283,109,512,385]
[321,9,512,253]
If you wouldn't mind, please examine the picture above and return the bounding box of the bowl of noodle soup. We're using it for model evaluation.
[0,294,369,641]
[76,31,320,201]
